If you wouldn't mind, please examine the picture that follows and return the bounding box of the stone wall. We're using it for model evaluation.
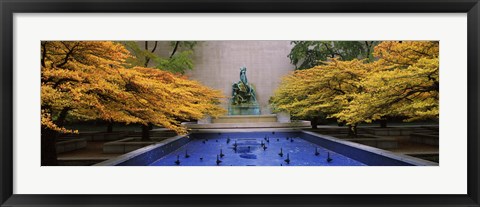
[144,41,295,114]
[187,41,295,114]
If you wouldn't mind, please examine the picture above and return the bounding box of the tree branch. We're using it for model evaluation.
[151,41,158,53]
[41,42,47,67]
[56,42,79,68]
[144,41,150,67]
[170,41,180,58]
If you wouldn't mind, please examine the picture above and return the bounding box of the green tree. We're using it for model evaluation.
[288,41,378,70]
[122,41,198,74]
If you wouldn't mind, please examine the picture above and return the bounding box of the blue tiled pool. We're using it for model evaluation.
[150,135,365,166]
[95,130,437,166]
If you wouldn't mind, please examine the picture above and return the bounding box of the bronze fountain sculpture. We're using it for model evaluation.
[229,66,260,115]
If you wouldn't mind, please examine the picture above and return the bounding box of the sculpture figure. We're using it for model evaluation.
[231,66,257,105]
[240,67,248,84]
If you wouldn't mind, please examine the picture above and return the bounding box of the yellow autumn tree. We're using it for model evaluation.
[41,42,140,132]
[41,41,225,165]
[334,41,439,126]
[271,41,439,135]
[270,58,373,133]
[115,66,225,138]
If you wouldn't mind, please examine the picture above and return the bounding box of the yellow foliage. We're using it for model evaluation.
[114,66,226,134]
[41,41,225,135]
[337,41,439,124]
[41,110,78,134]
[271,58,372,119]
[271,41,439,126]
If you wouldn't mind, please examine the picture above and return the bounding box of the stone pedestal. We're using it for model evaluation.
[188,114,311,129]
[276,111,291,123]
[228,103,261,115]
[212,114,277,123]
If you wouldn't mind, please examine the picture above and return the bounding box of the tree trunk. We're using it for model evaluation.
[348,124,358,137]
[41,127,58,166]
[310,118,318,129]
[56,107,70,127]
[141,124,151,141]
[41,107,70,166]
[107,122,113,133]
[380,119,387,128]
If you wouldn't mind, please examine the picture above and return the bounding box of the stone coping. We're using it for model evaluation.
[187,128,305,133]
[216,114,277,118]
[56,138,87,154]
[94,135,187,166]
[58,157,111,161]
[212,115,277,123]
[62,131,132,141]
[300,130,438,166]
[405,152,439,155]
[57,138,86,144]
[410,133,440,137]
[102,137,168,154]
[183,121,311,129]
[343,137,397,141]
[323,133,385,138]
[103,137,156,145]
[63,130,130,135]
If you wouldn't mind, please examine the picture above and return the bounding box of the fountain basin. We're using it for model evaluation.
[95,129,437,166]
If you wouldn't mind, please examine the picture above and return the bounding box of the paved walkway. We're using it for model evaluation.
[57,141,123,159]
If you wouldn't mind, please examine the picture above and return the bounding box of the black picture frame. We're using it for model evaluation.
[1,0,479,206]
